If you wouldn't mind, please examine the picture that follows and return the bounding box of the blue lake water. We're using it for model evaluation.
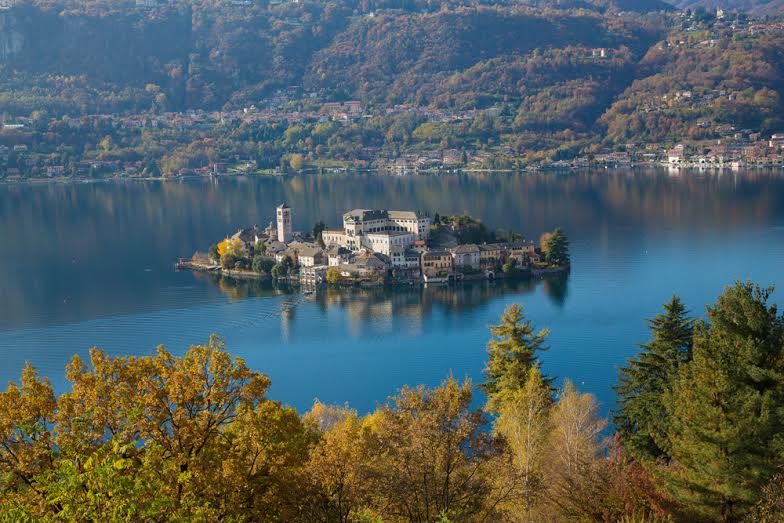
[1,169,783,415]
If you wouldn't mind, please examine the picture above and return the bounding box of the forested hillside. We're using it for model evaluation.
[2,0,784,173]
[0,0,667,114]
[600,21,784,142]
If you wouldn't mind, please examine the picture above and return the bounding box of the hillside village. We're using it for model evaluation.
[180,204,569,286]
[3,7,784,180]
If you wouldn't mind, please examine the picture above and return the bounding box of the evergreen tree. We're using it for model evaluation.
[665,282,784,521]
[482,304,550,410]
[614,295,694,460]
[545,228,570,267]
[312,220,326,247]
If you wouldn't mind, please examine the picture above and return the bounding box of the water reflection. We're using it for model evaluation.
[205,272,572,326]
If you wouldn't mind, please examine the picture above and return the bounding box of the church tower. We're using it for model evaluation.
[276,203,292,243]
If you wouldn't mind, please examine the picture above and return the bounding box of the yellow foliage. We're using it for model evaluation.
[289,153,305,171]
[217,238,245,258]
[326,266,342,284]
[540,231,553,253]
[217,239,229,256]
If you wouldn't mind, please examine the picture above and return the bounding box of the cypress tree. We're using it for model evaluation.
[665,282,784,521]
[614,295,694,460]
[482,304,550,410]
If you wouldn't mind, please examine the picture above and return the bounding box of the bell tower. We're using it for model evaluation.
[276,204,292,243]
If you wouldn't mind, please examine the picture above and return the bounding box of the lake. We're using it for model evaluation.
[1,169,783,415]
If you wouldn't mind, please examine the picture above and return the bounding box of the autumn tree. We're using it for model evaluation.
[0,363,57,516]
[0,336,311,521]
[364,378,504,522]
[493,365,553,522]
[289,153,305,171]
[217,237,246,269]
[747,471,784,522]
[547,381,608,520]
[539,232,553,254]
[303,404,373,522]
[326,266,343,284]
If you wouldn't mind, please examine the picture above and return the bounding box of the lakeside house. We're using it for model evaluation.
[452,244,481,269]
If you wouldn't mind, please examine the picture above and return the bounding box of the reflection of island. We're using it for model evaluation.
[196,270,570,330]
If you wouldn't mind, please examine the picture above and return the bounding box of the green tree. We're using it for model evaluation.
[502,257,519,276]
[482,304,550,410]
[665,282,784,521]
[271,263,288,279]
[313,221,326,247]
[252,254,274,274]
[614,295,694,460]
[544,228,570,267]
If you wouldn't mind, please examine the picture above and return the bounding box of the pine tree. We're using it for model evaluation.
[665,282,784,521]
[482,304,550,410]
[614,295,694,460]
[545,229,570,267]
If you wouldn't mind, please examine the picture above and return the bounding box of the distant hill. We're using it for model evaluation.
[0,0,667,115]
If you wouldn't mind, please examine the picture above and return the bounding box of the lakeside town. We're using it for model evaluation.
[3,10,784,181]
[4,102,784,180]
[177,204,570,286]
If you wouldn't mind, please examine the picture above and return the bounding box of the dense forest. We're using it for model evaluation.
[0,280,783,521]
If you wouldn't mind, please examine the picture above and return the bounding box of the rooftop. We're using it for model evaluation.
[388,210,427,220]
[366,230,413,237]
[452,244,480,253]
[344,209,388,222]
[343,209,427,222]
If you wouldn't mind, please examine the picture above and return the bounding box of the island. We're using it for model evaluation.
[176,204,570,287]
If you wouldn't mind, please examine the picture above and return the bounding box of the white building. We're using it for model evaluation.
[322,229,360,250]
[326,246,351,266]
[276,203,292,243]
[322,209,430,252]
[343,209,430,241]
[451,244,481,269]
[300,265,328,285]
[668,144,685,164]
[364,231,414,256]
